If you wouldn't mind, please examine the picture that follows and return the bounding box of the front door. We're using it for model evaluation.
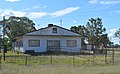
[47,40,60,51]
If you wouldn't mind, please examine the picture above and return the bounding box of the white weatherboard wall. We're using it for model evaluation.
[14,25,83,53]
[23,36,81,52]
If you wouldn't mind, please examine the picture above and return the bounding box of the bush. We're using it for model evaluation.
[15,50,22,54]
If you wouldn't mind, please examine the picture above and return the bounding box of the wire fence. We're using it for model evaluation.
[0,48,120,69]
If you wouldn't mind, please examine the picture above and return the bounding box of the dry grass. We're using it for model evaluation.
[0,63,120,74]
[0,49,120,74]
[0,51,27,56]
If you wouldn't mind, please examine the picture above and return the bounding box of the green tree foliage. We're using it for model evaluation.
[70,25,86,45]
[70,17,109,47]
[3,37,12,51]
[0,37,12,51]
[86,17,108,47]
[115,28,120,39]
[0,16,36,40]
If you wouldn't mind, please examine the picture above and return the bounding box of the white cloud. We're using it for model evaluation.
[100,0,120,5]
[0,9,26,18]
[0,9,48,19]
[33,6,41,9]
[27,12,48,19]
[42,5,47,8]
[89,0,120,5]
[50,6,80,17]
[72,20,77,23]
[116,10,120,13]
[12,11,26,17]
[22,8,31,11]
[108,10,120,15]
[89,0,98,4]
[22,6,40,11]
[22,5,47,11]
[108,29,120,44]
[0,6,79,19]
[6,0,19,2]
[108,29,117,37]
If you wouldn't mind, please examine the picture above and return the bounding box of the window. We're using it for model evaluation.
[28,40,40,47]
[67,40,77,47]
[47,40,60,47]
[47,40,60,51]
[16,41,23,47]
[52,28,57,33]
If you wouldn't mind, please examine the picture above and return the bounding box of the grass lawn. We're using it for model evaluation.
[0,49,120,74]
[0,51,27,56]
[1,63,120,74]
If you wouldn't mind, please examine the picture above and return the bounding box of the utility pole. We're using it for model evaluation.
[2,16,6,61]
[60,19,62,27]
[0,24,2,53]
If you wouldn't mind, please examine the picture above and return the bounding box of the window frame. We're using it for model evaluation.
[52,28,57,33]
[66,40,77,47]
[28,40,40,47]
[47,40,60,47]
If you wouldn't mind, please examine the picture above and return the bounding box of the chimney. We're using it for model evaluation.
[48,24,53,27]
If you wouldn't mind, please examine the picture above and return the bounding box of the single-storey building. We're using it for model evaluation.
[13,24,84,53]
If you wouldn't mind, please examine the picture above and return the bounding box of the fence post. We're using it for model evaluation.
[112,48,115,64]
[25,56,28,65]
[105,49,107,64]
[93,50,95,64]
[0,56,2,70]
[0,56,1,64]
[73,55,74,66]
[50,55,52,65]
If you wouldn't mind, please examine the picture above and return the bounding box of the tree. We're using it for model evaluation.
[70,17,109,48]
[115,28,120,39]
[70,25,86,45]
[3,37,12,51]
[85,17,109,48]
[99,34,109,47]
[0,16,36,40]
